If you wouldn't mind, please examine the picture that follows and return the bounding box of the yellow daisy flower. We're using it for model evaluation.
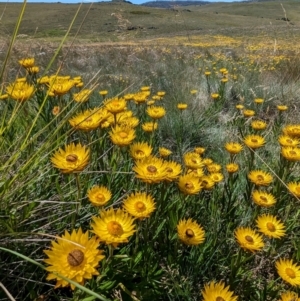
[287,182,300,198]
[183,152,203,170]
[104,97,127,114]
[243,109,255,117]
[142,121,158,133]
[87,185,112,207]
[226,163,239,173]
[277,105,288,111]
[146,106,166,119]
[48,77,74,96]
[248,170,273,186]
[276,258,300,286]
[236,104,244,110]
[281,146,300,161]
[51,143,90,174]
[73,89,92,103]
[251,120,267,130]
[189,168,204,178]
[123,192,156,219]
[225,142,243,154]
[133,156,168,184]
[165,161,182,182]
[279,291,300,301]
[244,135,265,149]
[282,125,300,138]
[209,172,224,183]
[52,106,60,116]
[178,173,202,195]
[141,86,150,91]
[211,93,220,100]
[147,100,155,106]
[204,71,211,76]
[27,66,39,74]
[201,281,238,301]
[19,57,35,68]
[99,90,108,96]
[133,92,148,104]
[69,110,104,131]
[206,163,222,173]
[256,214,286,239]
[278,135,299,147]
[109,125,136,146]
[129,142,152,160]
[157,91,166,97]
[6,81,35,102]
[199,176,215,190]
[254,98,264,104]
[190,89,198,95]
[177,103,188,110]
[44,228,105,290]
[159,147,172,157]
[234,227,264,253]
[194,147,205,155]
[252,190,276,207]
[177,218,205,246]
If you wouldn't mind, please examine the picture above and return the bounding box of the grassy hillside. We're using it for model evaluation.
[0,0,299,41]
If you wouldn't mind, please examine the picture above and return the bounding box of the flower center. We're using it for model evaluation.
[119,132,128,138]
[66,154,78,163]
[257,175,264,181]
[289,150,297,156]
[213,175,219,181]
[191,158,198,163]
[251,139,258,143]
[67,249,84,267]
[147,165,157,173]
[260,196,268,202]
[216,297,225,301]
[166,167,173,173]
[107,221,124,236]
[285,268,296,278]
[185,181,194,189]
[96,193,105,202]
[266,222,276,232]
[134,201,146,212]
[185,229,194,238]
[286,139,292,144]
[86,117,93,122]
[245,235,254,243]
[136,150,144,156]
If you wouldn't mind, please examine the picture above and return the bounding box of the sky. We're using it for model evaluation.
[0,0,246,5]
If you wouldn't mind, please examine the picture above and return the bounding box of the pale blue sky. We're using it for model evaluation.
[0,0,246,5]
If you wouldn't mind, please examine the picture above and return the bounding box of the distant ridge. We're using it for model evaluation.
[141,1,211,8]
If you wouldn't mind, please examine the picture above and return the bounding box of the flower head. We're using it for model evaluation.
[159,147,172,157]
[183,152,203,170]
[87,185,112,207]
[104,97,127,114]
[254,98,264,104]
[252,190,276,207]
[244,135,265,149]
[73,89,92,103]
[226,163,239,174]
[123,192,156,219]
[177,218,205,246]
[248,170,273,186]
[48,76,74,96]
[165,161,182,182]
[109,125,136,146]
[243,109,255,117]
[51,143,90,174]
[277,105,288,111]
[279,291,300,301]
[282,125,300,138]
[130,142,152,160]
[201,281,238,301]
[234,227,264,252]
[251,120,267,130]
[19,57,35,68]
[194,147,205,155]
[287,182,300,198]
[6,81,35,102]
[278,135,299,147]
[178,173,202,195]
[91,208,136,246]
[276,258,300,286]
[146,106,166,119]
[44,228,105,290]
[177,103,188,110]
[281,147,300,161]
[142,121,158,133]
[69,109,104,131]
[256,214,286,239]
[225,142,243,154]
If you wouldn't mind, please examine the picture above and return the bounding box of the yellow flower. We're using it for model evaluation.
[211,93,220,100]
[91,208,136,246]
[276,258,300,286]
[248,170,273,186]
[104,97,127,114]
[225,142,243,154]
[147,100,155,106]
[109,125,136,146]
[226,163,239,173]
[69,110,104,131]
[73,89,92,103]
[183,152,203,170]
[52,106,60,116]
[87,185,112,206]
[219,68,227,74]
[281,146,300,161]
[48,77,74,96]
[159,147,172,157]
[256,214,286,239]
[251,120,267,130]
[206,163,222,173]
[124,93,134,101]
[6,81,35,102]
[178,173,202,195]
[209,172,224,183]
[99,90,108,96]
[19,57,35,68]
[146,106,166,119]
[282,125,300,138]
[287,182,300,198]
[236,104,244,110]
[189,168,204,178]
[252,190,276,207]
[254,98,264,104]
[141,86,150,91]
[44,228,105,290]
[177,103,188,110]
[165,161,182,182]
[279,291,300,301]
[177,218,205,246]
[221,77,228,83]
[119,116,139,128]
[129,142,152,160]
[277,105,288,111]
[27,66,40,74]
[142,121,158,133]
[123,192,156,219]
[157,91,166,97]
[244,134,265,149]
[51,143,90,174]
[133,92,148,104]
[278,135,299,147]
[204,71,211,76]
[194,147,205,155]
[133,156,168,184]
[190,89,198,95]
[199,176,215,190]
[234,227,264,253]
[201,281,238,301]
[243,109,255,117]
[0,93,8,100]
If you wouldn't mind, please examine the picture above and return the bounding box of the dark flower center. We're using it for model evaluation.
[285,268,296,278]
[245,235,254,243]
[266,222,276,232]
[67,249,84,267]
[185,229,194,238]
[66,154,78,163]
[216,297,225,301]
[147,165,157,173]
